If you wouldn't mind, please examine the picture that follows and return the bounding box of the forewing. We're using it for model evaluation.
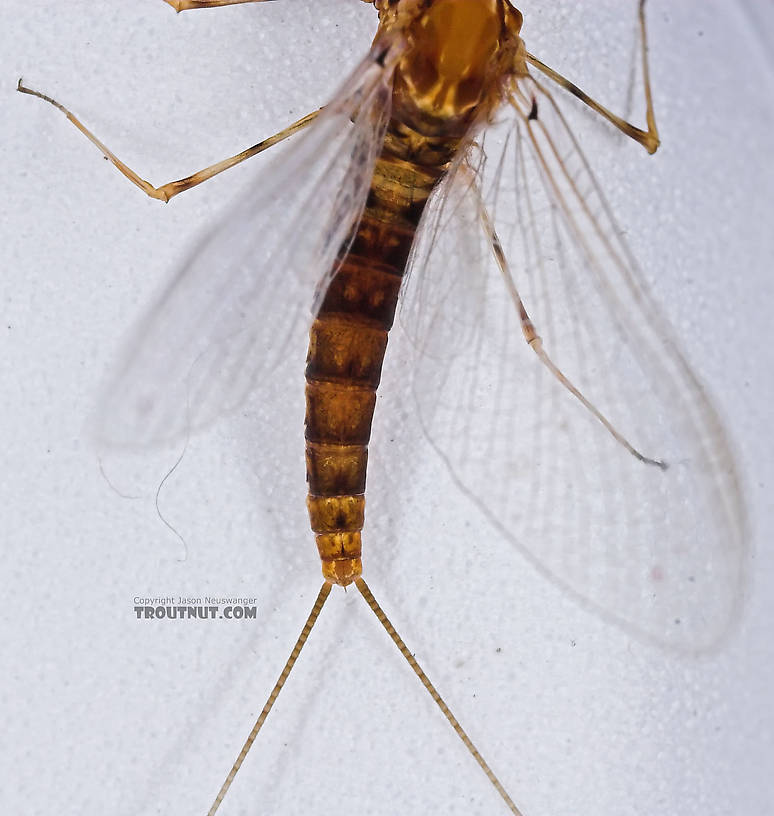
[410,76,747,652]
[400,150,492,362]
[364,153,493,547]
[93,40,401,448]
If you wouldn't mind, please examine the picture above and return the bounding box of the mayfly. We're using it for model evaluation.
[19,0,747,813]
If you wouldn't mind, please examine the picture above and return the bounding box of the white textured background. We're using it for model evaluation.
[1,2,772,815]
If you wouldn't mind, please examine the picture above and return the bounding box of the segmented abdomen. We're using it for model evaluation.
[305,123,453,586]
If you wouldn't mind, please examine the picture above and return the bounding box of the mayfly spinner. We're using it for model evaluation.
[19,0,747,813]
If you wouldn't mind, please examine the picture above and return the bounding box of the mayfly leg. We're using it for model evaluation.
[525,0,659,154]
[16,80,320,202]
[163,0,271,12]
[477,195,665,470]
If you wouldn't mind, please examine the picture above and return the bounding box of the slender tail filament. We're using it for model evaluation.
[206,582,332,816]
[355,577,524,816]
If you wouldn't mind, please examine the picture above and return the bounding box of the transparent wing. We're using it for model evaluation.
[93,39,402,448]
[400,149,492,362]
[409,75,748,652]
[363,152,494,549]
